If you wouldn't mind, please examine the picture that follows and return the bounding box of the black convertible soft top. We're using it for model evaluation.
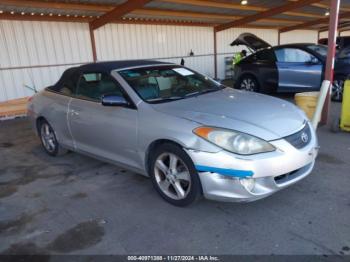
[51,60,173,91]
[79,60,172,72]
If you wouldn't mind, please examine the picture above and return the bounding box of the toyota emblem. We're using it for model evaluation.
[301,132,309,143]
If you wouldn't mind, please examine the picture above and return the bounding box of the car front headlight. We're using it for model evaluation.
[193,127,276,155]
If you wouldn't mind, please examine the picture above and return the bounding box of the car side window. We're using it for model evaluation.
[60,73,79,96]
[275,48,316,63]
[59,77,77,96]
[76,72,124,102]
[338,46,350,59]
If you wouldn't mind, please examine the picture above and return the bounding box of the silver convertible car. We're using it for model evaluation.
[28,60,319,206]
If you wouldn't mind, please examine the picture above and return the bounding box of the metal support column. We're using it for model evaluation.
[89,23,97,62]
[214,30,218,79]
[321,0,340,124]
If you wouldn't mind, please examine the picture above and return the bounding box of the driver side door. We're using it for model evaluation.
[68,71,140,169]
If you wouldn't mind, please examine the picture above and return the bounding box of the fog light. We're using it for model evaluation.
[240,178,255,192]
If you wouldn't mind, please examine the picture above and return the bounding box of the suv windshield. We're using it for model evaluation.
[119,66,223,103]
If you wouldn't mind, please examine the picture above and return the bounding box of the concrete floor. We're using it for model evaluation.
[0,97,349,256]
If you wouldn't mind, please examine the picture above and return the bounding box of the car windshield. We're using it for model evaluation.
[119,66,224,103]
[307,44,328,57]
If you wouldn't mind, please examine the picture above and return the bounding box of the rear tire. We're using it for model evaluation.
[237,75,259,92]
[38,119,68,156]
[332,77,345,102]
[149,143,202,207]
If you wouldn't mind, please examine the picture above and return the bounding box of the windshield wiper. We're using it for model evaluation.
[184,91,201,97]
[147,96,184,103]
[185,88,222,98]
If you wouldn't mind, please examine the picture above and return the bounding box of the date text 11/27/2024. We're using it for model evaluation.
[127,256,220,261]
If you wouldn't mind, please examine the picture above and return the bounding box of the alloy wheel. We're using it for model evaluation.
[154,152,191,200]
[332,79,344,101]
[40,122,57,153]
[240,78,256,92]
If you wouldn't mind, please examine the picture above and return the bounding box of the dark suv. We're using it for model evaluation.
[232,33,349,101]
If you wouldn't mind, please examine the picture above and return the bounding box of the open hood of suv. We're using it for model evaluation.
[230,33,272,52]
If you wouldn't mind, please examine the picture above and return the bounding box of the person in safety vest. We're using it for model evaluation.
[232,50,247,67]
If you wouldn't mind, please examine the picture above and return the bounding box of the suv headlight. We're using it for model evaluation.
[194,127,275,155]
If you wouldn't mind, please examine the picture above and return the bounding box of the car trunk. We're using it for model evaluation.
[230,33,272,52]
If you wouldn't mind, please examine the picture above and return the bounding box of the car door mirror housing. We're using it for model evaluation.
[308,57,319,64]
[101,95,129,107]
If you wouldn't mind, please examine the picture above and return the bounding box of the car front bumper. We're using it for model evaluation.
[185,127,319,202]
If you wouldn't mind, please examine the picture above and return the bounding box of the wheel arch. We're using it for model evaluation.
[334,73,347,80]
[236,72,261,90]
[145,138,204,200]
[36,116,47,134]
[144,139,186,175]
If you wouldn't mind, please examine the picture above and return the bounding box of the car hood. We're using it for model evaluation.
[152,88,306,141]
[230,33,272,51]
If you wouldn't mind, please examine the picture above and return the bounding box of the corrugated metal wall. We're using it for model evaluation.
[216,28,279,79]
[340,31,350,36]
[319,31,329,39]
[0,19,320,102]
[280,30,318,44]
[0,20,92,102]
[94,24,215,77]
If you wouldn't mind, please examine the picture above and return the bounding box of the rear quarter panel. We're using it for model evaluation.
[235,57,278,93]
[28,90,73,148]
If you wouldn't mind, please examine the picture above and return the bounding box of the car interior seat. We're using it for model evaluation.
[99,75,123,98]
[131,78,160,100]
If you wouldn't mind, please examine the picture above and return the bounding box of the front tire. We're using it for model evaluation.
[149,143,202,206]
[237,75,259,92]
[38,119,67,156]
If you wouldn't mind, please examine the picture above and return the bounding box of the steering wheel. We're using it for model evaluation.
[172,81,188,96]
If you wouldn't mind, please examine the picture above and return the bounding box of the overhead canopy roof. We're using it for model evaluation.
[0,0,349,33]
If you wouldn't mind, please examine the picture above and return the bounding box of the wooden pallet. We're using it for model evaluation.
[0,97,29,119]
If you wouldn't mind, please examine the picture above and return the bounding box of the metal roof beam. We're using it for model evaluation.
[0,0,324,22]
[318,21,350,32]
[0,13,92,22]
[0,13,281,29]
[280,11,350,32]
[0,0,112,12]
[132,8,303,24]
[215,0,322,32]
[90,0,153,30]
[161,0,324,19]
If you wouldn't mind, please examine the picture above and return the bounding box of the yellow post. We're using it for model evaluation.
[340,80,350,132]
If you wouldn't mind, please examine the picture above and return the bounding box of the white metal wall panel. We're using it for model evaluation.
[94,24,215,77]
[0,20,330,102]
[216,28,278,79]
[0,20,92,102]
[157,56,215,77]
[319,31,329,39]
[340,31,350,36]
[0,66,75,101]
[280,30,318,45]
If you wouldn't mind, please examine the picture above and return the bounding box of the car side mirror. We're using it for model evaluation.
[307,57,319,65]
[101,94,129,107]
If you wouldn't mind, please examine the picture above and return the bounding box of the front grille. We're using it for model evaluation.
[274,162,313,185]
[284,123,311,149]
[274,169,300,184]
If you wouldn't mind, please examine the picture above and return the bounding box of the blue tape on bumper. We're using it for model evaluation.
[195,165,254,178]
